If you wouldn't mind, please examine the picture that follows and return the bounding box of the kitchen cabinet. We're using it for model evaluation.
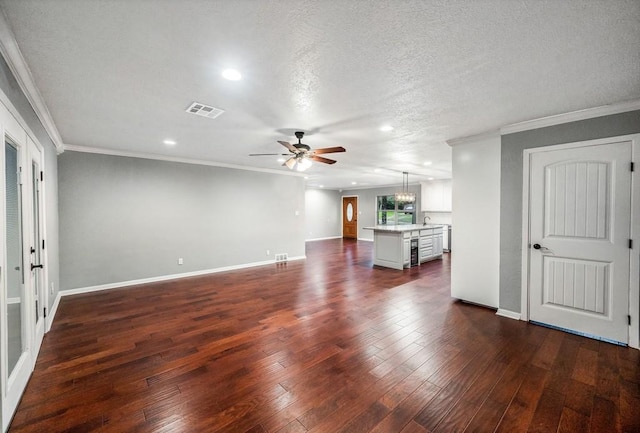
[403,237,410,266]
[421,180,452,212]
[364,225,443,270]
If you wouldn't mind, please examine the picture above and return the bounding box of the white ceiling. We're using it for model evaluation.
[1,0,638,189]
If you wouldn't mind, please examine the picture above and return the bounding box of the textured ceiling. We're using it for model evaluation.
[1,0,639,189]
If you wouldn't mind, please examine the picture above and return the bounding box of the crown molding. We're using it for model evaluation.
[446,130,500,147]
[0,10,64,153]
[63,144,307,178]
[500,98,640,135]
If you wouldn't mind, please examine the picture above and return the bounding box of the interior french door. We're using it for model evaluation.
[528,139,632,344]
[2,135,30,430]
[1,126,45,431]
[28,137,45,352]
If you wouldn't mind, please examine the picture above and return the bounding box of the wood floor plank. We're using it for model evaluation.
[7,239,639,433]
[494,365,549,433]
[557,407,590,433]
[526,388,565,433]
[371,380,441,433]
[590,395,621,433]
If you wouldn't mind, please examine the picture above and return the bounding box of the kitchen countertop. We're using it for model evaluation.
[363,224,444,233]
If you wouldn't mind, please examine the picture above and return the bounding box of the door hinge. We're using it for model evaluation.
[629,239,633,249]
[631,162,635,172]
[42,239,45,250]
[40,170,43,181]
[629,315,632,326]
[44,307,47,318]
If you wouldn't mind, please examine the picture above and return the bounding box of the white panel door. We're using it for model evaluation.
[529,140,631,343]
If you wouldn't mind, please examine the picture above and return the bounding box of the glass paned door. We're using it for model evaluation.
[29,139,45,348]
[4,139,25,378]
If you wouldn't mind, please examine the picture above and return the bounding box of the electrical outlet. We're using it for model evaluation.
[266,249,270,256]
[178,258,184,265]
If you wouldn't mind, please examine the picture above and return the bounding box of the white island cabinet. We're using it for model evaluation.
[364,225,443,270]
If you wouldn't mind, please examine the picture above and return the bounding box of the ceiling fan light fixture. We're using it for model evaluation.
[296,158,312,172]
[284,157,297,169]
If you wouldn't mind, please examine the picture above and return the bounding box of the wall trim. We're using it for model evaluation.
[501,98,640,135]
[60,256,307,297]
[357,237,373,242]
[446,130,500,147]
[63,144,305,178]
[0,11,64,153]
[46,292,61,332]
[341,181,425,191]
[496,309,521,320]
[305,236,342,242]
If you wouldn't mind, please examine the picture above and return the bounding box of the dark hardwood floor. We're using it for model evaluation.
[9,239,640,432]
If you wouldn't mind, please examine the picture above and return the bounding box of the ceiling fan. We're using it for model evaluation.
[249,131,346,171]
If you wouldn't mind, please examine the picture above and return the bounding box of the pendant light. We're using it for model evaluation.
[395,171,415,202]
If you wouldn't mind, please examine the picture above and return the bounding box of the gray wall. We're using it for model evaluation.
[58,151,306,290]
[500,110,640,311]
[305,188,341,240]
[0,54,60,310]
[341,184,421,240]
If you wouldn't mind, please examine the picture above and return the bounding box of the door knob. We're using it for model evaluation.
[532,243,542,250]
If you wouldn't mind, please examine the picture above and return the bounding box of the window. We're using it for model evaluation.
[377,195,416,225]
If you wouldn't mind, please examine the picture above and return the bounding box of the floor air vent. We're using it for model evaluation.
[275,253,288,263]
[185,102,225,119]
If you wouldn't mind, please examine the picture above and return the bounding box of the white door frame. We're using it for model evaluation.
[521,133,640,349]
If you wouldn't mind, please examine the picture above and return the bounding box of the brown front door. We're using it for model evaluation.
[342,196,358,239]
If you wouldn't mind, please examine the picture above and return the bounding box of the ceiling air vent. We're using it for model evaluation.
[185,102,225,119]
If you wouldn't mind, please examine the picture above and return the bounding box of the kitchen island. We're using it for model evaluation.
[364,224,444,270]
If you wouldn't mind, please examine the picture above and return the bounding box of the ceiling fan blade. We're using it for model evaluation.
[249,153,289,156]
[278,140,299,153]
[283,157,297,169]
[312,146,346,155]
[310,155,337,164]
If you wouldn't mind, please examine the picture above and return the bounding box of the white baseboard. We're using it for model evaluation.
[60,256,307,297]
[496,309,522,320]
[305,236,342,242]
[46,292,61,331]
[357,237,373,242]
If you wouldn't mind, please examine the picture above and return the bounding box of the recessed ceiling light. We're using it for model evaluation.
[428,177,434,180]
[423,161,432,166]
[277,158,285,163]
[222,69,242,81]
[319,185,324,188]
[351,181,357,185]
[304,176,309,179]
[163,139,177,146]
[374,168,382,173]
[379,125,394,132]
